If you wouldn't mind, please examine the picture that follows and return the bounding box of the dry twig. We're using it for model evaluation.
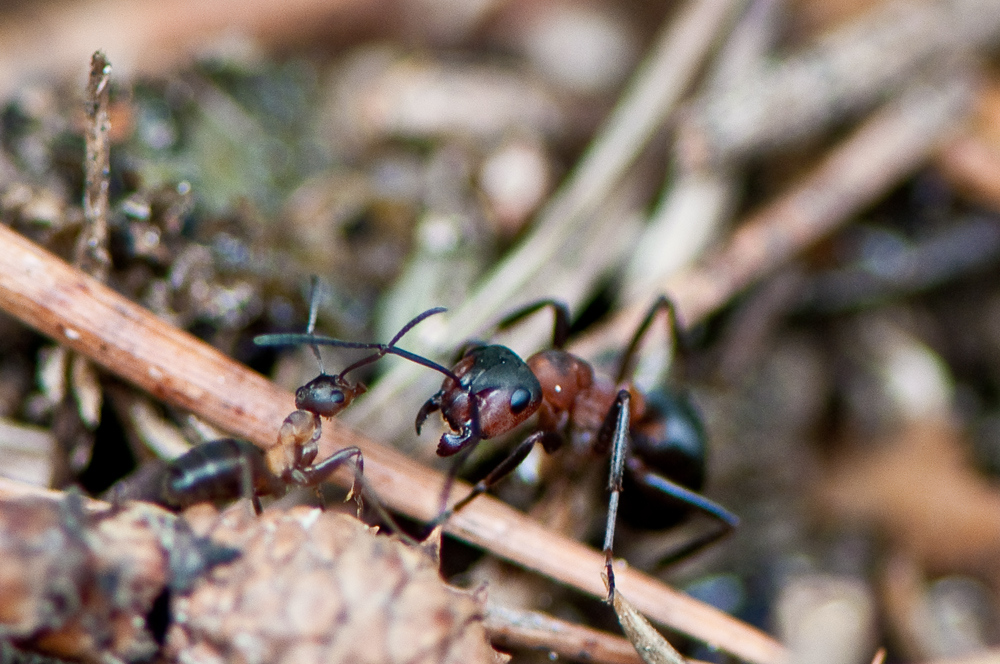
[0,225,786,664]
[74,51,111,281]
[485,604,646,664]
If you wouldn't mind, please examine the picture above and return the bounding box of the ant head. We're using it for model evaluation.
[450,345,543,439]
[295,373,366,419]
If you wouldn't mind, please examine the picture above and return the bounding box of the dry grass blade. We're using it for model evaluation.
[438,0,744,339]
[0,225,786,664]
[582,70,975,355]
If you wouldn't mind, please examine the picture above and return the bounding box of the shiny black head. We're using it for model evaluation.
[294,373,363,419]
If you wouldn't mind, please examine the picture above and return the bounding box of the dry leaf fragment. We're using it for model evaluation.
[605,574,687,664]
[169,506,501,664]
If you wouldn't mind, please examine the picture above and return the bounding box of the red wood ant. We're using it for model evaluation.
[415,297,739,600]
[243,281,456,515]
[115,285,450,516]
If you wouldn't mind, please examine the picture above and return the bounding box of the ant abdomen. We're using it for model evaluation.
[162,439,280,510]
[620,390,708,530]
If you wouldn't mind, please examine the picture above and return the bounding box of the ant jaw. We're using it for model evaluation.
[436,427,479,457]
[415,392,443,434]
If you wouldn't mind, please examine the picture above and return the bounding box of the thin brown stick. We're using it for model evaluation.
[0,225,786,664]
[75,51,112,281]
[488,603,726,664]
[485,604,646,664]
[578,70,974,355]
[485,604,718,664]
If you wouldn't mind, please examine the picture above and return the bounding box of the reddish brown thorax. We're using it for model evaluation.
[528,349,646,451]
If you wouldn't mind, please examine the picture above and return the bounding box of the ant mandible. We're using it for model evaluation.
[415,296,739,600]
[145,281,449,516]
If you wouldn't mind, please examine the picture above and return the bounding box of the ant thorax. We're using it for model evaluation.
[269,409,320,480]
[527,350,594,413]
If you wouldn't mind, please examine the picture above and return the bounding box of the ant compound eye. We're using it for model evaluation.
[509,388,532,414]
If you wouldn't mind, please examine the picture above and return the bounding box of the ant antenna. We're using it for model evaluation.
[306,275,324,374]
[254,307,461,384]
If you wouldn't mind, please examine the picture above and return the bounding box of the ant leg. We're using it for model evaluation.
[297,446,419,544]
[615,295,687,385]
[625,456,739,566]
[294,446,365,513]
[497,299,572,349]
[602,390,630,602]
[236,452,262,515]
[438,447,473,515]
[430,430,561,529]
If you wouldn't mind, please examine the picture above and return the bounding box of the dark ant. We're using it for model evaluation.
[133,282,450,516]
[415,296,739,600]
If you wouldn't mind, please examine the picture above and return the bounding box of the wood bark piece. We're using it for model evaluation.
[169,506,501,664]
[0,225,786,664]
[0,492,233,663]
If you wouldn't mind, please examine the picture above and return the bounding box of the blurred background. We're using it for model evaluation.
[1,0,1000,662]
